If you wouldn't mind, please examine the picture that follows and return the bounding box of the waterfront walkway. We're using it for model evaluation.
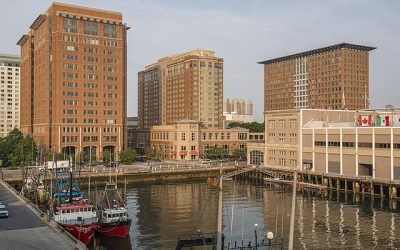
[0,180,77,250]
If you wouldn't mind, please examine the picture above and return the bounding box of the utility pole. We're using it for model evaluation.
[288,168,298,250]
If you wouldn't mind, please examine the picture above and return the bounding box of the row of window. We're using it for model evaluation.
[62,135,117,143]
[314,141,400,149]
[63,18,118,38]
[61,127,118,133]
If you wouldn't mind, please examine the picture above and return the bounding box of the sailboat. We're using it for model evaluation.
[95,164,132,237]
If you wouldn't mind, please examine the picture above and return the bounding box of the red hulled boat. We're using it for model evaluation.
[96,183,132,237]
[52,167,97,245]
[54,202,97,244]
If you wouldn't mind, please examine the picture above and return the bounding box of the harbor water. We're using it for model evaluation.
[91,180,400,249]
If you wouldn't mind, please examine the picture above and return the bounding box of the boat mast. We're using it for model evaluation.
[217,168,223,249]
[288,169,298,250]
[69,166,73,204]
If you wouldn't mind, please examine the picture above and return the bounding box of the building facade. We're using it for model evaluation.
[18,2,129,160]
[260,43,376,112]
[138,49,224,129]
[0,54,20,137]
[147,120,263,161]
[248,108,400,181]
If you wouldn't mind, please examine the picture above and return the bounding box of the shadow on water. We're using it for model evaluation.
[90,234,132,250]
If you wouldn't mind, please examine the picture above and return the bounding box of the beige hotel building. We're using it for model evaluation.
[18,2,129,160]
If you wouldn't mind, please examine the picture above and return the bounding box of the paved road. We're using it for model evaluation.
[0,181,76,250]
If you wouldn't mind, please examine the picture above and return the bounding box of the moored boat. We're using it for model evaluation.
[54,202,97,245]
[52,167,97,245]
[96,182,132,237]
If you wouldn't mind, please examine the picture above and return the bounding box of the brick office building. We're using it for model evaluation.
[18,2,129,160]
[260,43,376,112]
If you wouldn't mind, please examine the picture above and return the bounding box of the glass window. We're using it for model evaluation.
[84,21,98,35]
[62,18,77,33]
[104,23,117,38]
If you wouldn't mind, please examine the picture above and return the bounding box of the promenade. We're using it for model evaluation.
[0,180,77,250]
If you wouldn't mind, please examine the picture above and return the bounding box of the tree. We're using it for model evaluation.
[205,146,226,160]
[232,148,246,158]
[102,150,111,164]
[10,135,38,167]
[144,146,160,159]
[120,148,136,164]
[227,121,265,132]
[0,128,24,167]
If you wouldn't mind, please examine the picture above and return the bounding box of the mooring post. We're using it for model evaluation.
[354,181,360,194]
[370,182,374,197]
[337,178,340,191]
[361,182,365,196]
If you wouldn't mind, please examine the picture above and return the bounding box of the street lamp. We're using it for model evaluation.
[254,223,258,249]
[267,231,274,249]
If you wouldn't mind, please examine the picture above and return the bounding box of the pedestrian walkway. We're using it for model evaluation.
[0,180,77,250]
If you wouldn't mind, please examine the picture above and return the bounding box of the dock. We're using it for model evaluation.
[264,177,328,190]
[0,179,82,250]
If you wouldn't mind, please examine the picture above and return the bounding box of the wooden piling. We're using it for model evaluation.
[337,178,340,191]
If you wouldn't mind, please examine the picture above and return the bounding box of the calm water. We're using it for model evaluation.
[91,180,400,249]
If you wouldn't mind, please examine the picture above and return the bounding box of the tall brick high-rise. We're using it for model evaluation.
[259,43,376,112]
[138,49,224,129]
[17,2,129,160]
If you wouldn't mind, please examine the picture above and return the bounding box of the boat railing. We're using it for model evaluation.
[57,217,97,225]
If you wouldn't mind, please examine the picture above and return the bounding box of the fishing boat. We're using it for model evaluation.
[95,182,132,237]
[53,167,97,245]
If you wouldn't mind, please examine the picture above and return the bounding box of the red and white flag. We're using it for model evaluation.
[358,115,371,126]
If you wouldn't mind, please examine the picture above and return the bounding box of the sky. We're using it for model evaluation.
[1,0,399,121]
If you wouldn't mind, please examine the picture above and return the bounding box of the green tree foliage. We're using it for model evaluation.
[227,121,265,132]
[232,148,246,158]
[0,128,38,167]
[205,146,226,159]
[120,148,136,164]
[144,146,160,159]
[102,150,111,164]
[46,151,65,162]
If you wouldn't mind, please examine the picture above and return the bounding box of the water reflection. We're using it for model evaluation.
[92,181,400,249]
[93,234,132,250]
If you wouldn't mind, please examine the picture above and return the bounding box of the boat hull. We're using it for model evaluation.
[96,219,132,238]
[58,222,96,245]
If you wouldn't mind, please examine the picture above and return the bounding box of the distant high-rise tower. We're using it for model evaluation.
[259,43,376,112]
[223,98,254,124]
[138,49,224,129]
[0,54,20,137]
[18,2,129,159]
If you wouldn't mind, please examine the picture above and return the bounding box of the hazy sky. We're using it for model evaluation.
[1,0,399,121]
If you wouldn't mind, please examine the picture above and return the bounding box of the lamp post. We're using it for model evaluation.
[266,231,274,249]
[254,223,258,249]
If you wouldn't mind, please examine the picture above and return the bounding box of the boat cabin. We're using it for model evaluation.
[54,204,97,224]
[101,207,128,223]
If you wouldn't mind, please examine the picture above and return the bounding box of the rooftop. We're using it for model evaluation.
[258,43,376,65]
